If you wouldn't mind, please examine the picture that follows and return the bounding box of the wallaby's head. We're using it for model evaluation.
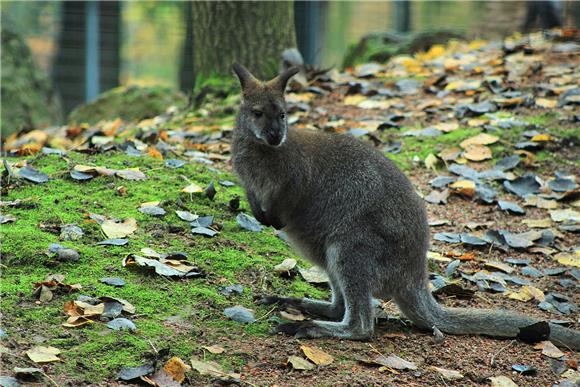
[232,63,299,147]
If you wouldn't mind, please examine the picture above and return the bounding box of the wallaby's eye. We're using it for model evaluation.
[279,112,286,119]
[252,110,263,118]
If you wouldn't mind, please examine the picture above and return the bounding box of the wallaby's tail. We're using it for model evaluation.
[395,283,580,351]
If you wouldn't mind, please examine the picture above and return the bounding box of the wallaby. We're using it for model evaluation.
[231,63,580,350]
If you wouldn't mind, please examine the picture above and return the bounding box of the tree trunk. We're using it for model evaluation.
[191,1,296,81]
[179,1,195,93]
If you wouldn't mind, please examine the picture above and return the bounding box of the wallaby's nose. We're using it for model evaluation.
[265,129,284,147]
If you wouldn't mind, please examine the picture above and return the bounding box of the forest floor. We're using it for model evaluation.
[1,30,579,386]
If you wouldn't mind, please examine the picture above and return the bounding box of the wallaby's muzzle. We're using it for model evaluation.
[264,128,286,147]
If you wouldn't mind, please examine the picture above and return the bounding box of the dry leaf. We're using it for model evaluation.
[449,180,476,197]
[463,145,492,161]
[554,251,580,268]
[459,133,499,149]
[535,98,557,108]
[102,218,137,239]
[424,153,439,170]
[522,218,552,228]
[490,375,518,387]
[531,134,554,142]
[202,345,225,354]
[182,183,203,193]
[300,345,334,366]
[430,366,464,380]
[26,346,61,363]
[287,355,315,370]
[540,341,564,358]
[162,356,191,383]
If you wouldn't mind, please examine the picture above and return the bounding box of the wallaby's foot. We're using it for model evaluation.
[276,320,373,340]
[256,295,344,320]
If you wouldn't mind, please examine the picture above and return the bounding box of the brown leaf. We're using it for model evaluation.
[459,133,499,149]
[162,356,191,383]
[430,366,464,380]
[539,341,564,359]
[463,145,492,161]
[449,180,476,198]
[300,345,334,366]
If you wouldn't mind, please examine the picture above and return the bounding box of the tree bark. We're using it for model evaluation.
[191,1,296,81]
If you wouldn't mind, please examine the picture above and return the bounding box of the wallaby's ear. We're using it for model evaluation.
[267,67,300,94]
[232,63,260,91]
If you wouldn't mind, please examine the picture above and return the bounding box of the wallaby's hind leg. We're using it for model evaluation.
[276,243,375,340]
[259,273,345,320]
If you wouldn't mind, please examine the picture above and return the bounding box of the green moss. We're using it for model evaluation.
[68,85,188,125]
[1,149,322,384]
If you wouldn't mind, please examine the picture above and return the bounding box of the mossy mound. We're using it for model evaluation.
[0,25,62,136]
[343,30,464,68]
[68,85,188,124]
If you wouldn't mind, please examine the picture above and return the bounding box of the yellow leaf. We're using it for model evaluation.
[182,183,203,193]
[424,154,439,170]
[531,134,554,142]
[163,356,191,383]
[449,180,476,197]
[26,346,61,363]
[554,251,580,268]
[343,95,366,106]
[300,345,334,366]
[459,133,499,149]
[535,98,558,108]
[202,345,225,354]
[101,218,138,239]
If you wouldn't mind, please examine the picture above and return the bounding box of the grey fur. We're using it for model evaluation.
[231,63,580,350]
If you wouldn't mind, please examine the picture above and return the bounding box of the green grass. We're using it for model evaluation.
[0,150,325,383]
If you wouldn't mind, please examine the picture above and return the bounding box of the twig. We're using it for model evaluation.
[368,342,387,358]
[147,339,158,355]
[489,339,515,366]
[256,306,277,321]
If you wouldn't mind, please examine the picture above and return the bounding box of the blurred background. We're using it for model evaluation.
[2,0,579,135]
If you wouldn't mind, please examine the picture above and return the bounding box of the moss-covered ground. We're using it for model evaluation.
[1,109,577,384]
[0,148,327,383]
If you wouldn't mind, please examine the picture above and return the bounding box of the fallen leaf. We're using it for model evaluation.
[223,305,255,323]
[449,180,476,197]
[540,341,565,358]
[298,266,329,284]
[101,218,137,239]
[430,366,464,380]
[463,145,492,161]
[162,356,191,383]
[191,357,240,380]
[550,209,580,223]
[459,133,499,149]
[489,375,518,387]
[236,213,263,232]
[424,153,439,170]
[274,258,297,275]
[485,261,514,274]
[373,354,417,370]
[287,355,315,371]
[26,346,61,363]
[535,98,557,108]
[117,363,155,381]
[300,345,334,366]
[107,318,136,331]
[522,218,552,228]
[554,252,580,268]
[182,183,203,193]
[202,345,225,354]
